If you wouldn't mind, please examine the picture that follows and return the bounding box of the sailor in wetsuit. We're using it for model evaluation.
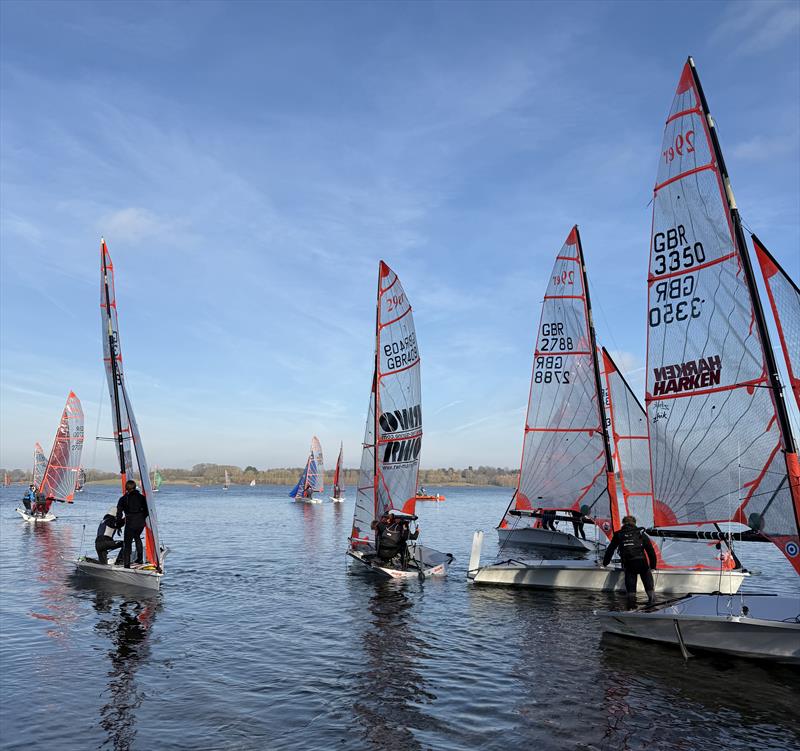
[22,485,36,512]
[602,515,658,608]
[95,507,124,564]
[116,480,149,568]
[371,512,406,567]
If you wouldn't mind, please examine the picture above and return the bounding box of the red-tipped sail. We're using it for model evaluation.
[499,228,617,537]
[333,442,344,497]
[646,60,800,573]
[39,392,84,502]
[101,239,161,568]
[753,235,800,412]
[350,262,422,548]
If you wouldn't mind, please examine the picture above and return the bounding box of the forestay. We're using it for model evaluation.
[39,392,84,502]
[645,61,800,573]
[754,235,800,412]
[499,228,615,534]
[101,240,161,568]
[33,442,47,489]
[350,262,422,548]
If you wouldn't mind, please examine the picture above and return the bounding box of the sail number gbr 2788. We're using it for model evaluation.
[534,355,570,384]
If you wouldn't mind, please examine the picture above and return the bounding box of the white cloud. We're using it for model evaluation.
[98,207,176,243]
[711,0,800,55]
[730,133,799,161]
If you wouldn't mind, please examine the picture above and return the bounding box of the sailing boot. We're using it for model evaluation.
[626,594,638,610]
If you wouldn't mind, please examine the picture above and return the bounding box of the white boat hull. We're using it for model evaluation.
[347,544,453,579]
[15,507,56,523]
[596,594,800,664]
[73,557,162,592]
[470,558,747,595]
[293,495,324,504]
[497,525,603,552]
[330,496,345,503]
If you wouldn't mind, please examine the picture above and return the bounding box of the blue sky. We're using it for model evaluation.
[1,0,798,471]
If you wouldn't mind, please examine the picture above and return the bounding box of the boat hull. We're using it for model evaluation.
[330,496,345,503]
[470,559,746,595]
[73,557,162,592]
[596,594,800,664]
[15,508,56,523]
[416,494,445,501]
[293,496,323,504]
[497,525,602,552]
[347,544,453,579]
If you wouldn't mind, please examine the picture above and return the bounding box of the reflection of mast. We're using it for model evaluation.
[351,584,430,749]
[94,593,160,751]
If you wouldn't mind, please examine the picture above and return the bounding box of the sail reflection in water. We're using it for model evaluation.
[93,590,161,751]
[351,584,436,750]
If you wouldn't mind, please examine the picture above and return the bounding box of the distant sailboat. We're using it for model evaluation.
[596,58,800,663]
[249,479,256,487]
[346,261,453,578]
[3,472,10,487]
[330,442,345,502]
[17,392,84,522]
[74,239,164,591]
[32,442,47,489]
[223,469,230,491]
[290,437,324,503]
[75,467,86,492]
[152,466,163,492]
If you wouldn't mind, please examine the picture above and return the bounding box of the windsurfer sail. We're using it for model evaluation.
[346,261,452,578]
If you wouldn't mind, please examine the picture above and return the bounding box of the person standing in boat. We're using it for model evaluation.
[570,510,587,540]
[602,515,658,608]
[116,480,149,568]
[95,507,124,564]
[372,512,405,566]
[22,484,36,512]
[541,509,557,531]
[398,518,419,569]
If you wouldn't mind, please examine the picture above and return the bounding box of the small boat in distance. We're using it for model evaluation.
[152,466,163,492]
[223,469,230,491]
[347,261,453,578]
[290,437,325,503]
[74,239,165,592]
[32,442,47,489]
[416,487,445,502]
[330,442,345,502]
[3,472,10,487]
[249,479,256,487]
[17,392,84,522]
[75,467,86,492]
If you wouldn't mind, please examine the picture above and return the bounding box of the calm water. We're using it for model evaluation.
[1,484,798,751]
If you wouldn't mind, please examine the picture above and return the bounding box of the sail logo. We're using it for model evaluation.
[379,405,422,434]
[382,436,422,465]
[652,355,721,396]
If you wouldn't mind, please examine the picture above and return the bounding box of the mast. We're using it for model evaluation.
[688,57,796,455]
[574,227,618,528]
[101,240,128,489]
[372,262,382,518]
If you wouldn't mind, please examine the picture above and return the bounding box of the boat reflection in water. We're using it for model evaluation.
[89,585,161,751]
[351,583,435,750]
[27,522,78,641]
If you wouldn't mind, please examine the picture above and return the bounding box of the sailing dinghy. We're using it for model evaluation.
[223,469,230,491]
[330,442,345,502]
[469,228,748,594]
[16,392,84,523]
[596,59,800,663]
[249,479,256,487]
[290,437,325,503]
[32,442,47,489]
[74,240,165,592]
[346,261,453,579]
[152,466,163,492]
[76,467,86,492]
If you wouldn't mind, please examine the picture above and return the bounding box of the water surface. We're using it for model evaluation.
[1,484,798,750]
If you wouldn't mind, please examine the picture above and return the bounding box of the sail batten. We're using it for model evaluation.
[645,60,800,573]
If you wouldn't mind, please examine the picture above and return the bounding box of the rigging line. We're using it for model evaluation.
[90,373,106,470]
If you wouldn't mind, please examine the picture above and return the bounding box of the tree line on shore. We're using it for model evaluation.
[1,463,519,488]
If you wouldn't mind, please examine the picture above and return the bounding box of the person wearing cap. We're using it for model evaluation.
[22,484,36,512]
[602,515,658,608]
[116,480,149,568]
[95,507,124,565]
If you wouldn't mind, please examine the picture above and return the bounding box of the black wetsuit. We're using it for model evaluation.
[541,509,557,531]
[374,521,405,563]
[116,490,149,567]
[603,525,658,597]
[571,511,587,540]
[95,515,123,564]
